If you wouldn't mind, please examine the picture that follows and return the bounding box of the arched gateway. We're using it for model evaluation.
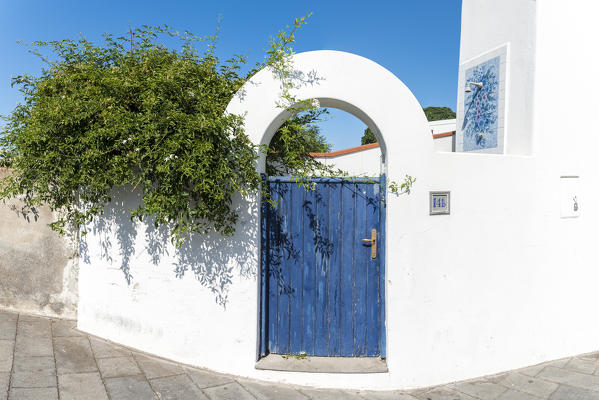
[79,50,436,391]
[226,50,433,371]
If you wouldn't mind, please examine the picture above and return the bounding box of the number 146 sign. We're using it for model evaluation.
[430,192,450,215]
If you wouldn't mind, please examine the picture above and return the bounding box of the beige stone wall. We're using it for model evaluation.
[0,168,78,318]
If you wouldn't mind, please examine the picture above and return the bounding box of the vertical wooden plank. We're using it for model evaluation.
[277,182,291,354]
[314,182,330,356]
[354,182,368,356]
[267,181,279,354]
[289,183,304,354]
[365,182,380,356]
[379,175,387,358]
[340,182,356,356]
[301,187,316,355]
[259,176,269,356]
[327,182,342,356]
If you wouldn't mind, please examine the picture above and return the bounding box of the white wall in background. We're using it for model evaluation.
[429,119,456,135]
[312,146,382,176]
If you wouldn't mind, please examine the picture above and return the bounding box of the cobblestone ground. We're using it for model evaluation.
[1,309,599,399]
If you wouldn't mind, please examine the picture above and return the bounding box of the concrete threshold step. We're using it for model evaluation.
[255,354,388,373]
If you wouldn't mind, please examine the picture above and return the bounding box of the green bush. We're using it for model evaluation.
[0,19,324,244]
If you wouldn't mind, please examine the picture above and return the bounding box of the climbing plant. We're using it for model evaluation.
[0,16,415,245]
[0,18,323,242]
[267,107,331,176]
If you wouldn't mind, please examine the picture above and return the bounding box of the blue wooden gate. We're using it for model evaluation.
[260,176,386,358]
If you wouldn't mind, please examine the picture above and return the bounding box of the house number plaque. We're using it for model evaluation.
[430,191,450,215]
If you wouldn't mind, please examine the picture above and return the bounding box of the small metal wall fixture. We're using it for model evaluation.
[430,191,450,215]
[560,176,580,218]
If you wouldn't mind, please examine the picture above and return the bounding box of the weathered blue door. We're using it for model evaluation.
[260,176,386,358]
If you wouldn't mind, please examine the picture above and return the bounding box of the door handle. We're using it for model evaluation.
[361,229,377,259]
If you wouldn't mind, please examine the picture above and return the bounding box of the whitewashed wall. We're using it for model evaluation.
[78,1,599,390]
[313,119,455,173]
[312,146,382,176]
[457,0,535,155]
[429,119,456,135]
[433,135,454,152]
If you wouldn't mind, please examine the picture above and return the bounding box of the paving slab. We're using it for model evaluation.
[300,388,364,400]
[104,375,155,400]
[185,367,234,388]
[0,320,17,341]
[58,372,108,400]
[10,369,56,388]
[415,387,477,400]
[518,363,548,378]
[8,387,58,400]
[203,382,256,400]
[13,337,52,357]
[357,391,420,400]
[564,357,598,375]
[17,320,50,339]
[150,374,209,400]
[53,337,97,374]
[97,356,141,378]
[0,313,17,322]
[452,380,508,399]
[538,366,599,392]
[0,372,9,400]
[0,341,14,372]
[496,389,540,400]
[484,373,508,385]
[133,353,184,379]
[89,338,131,358]
[50,320,84,338]
[499,372,559,398]
[17,315,45,323]
[545,359,571,369]
[238,379,309,400]
[549,384,599,400]
[11,356,54,373]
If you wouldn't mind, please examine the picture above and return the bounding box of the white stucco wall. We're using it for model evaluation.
[312,146,382,176]
[429,119,456,152]
[312,119,455,172]
[78,1,599,390]
[432,135,454,152]
[457,0,536,155]
[429,119,456,135]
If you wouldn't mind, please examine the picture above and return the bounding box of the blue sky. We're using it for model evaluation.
[0,0,462,150]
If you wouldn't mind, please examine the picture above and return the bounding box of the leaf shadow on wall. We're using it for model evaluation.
[79,185,258,307]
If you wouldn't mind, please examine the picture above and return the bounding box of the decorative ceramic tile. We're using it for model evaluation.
[462,56,500,151]
[456,45,508,154]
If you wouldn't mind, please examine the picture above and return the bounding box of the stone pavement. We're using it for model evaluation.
[1,310,599,399]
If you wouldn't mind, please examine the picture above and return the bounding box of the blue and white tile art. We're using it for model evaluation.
[462,57,499,151]
[456,45,507,154]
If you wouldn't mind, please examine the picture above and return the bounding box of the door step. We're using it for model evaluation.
[255,354,388,373]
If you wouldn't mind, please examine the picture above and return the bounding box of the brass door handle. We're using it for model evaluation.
[361,229,377,259]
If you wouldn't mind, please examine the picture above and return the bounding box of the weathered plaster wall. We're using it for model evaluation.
[0,169,78,318]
